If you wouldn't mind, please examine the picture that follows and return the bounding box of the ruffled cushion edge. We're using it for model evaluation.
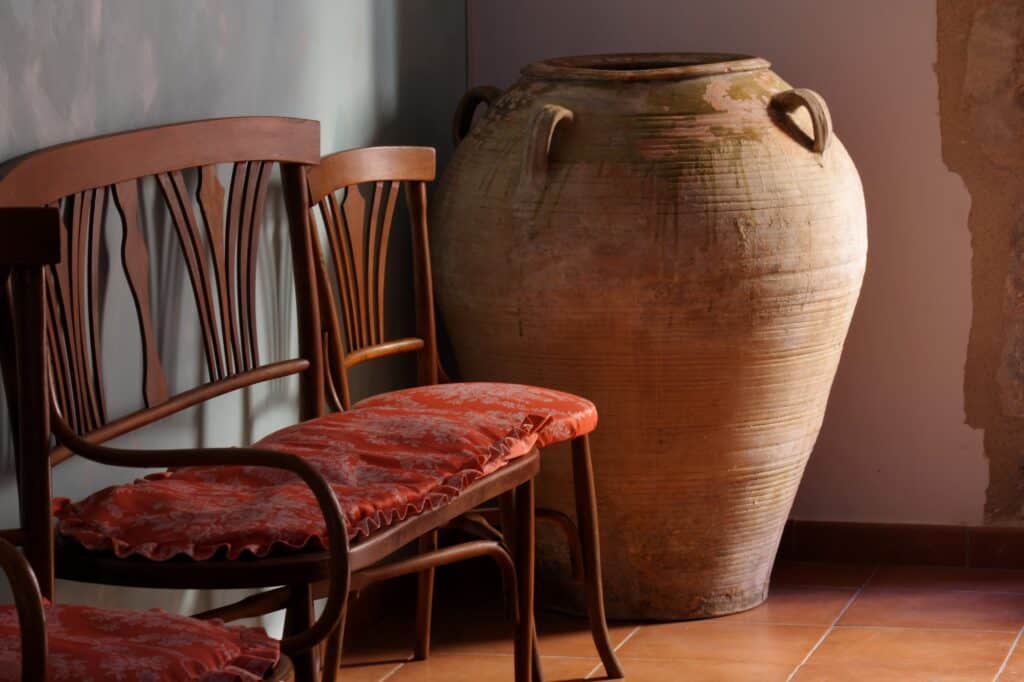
[197,619,280,681]
[53,414,550,563]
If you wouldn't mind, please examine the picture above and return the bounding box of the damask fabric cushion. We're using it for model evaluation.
[53,382,593,561]
[352,382,598,447]
[0,602,277,681]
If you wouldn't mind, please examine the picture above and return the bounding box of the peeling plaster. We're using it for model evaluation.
[938,0,1024,522]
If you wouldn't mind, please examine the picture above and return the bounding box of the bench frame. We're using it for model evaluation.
[0,118,537,682]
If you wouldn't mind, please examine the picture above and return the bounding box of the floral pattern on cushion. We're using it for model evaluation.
[0,602,277,681]
[352,382,598,446]
[53,385,573,560]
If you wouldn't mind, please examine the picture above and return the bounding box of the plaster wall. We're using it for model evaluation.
[467,0,987,525]
[0,0,467,618]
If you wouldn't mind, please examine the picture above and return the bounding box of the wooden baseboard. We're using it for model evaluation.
[780,520,1024,569]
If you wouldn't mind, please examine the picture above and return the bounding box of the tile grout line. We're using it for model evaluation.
[785,564,879,681]
[993,623,1024,682]
[584,625,643,680]
[827,624,1024,634]
[377,661,407,682]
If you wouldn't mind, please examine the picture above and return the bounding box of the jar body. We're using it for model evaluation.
[432,55,867,618]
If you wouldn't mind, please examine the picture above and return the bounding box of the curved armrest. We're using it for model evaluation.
[50,413,350,654]
[0,538,47,681]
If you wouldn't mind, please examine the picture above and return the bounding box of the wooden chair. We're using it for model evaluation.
[0,207,293,680]
[0,119,539,682]
[306,146,623,679]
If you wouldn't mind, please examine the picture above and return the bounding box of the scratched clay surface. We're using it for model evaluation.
[432,54,867,619]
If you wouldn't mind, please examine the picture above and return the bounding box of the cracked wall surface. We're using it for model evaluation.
[938,0,1024,523]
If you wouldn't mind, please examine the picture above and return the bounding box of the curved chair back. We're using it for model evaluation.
[306,146,437,410]
[0,117,324,593]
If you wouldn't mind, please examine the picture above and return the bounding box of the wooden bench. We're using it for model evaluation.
[0,117,539,682]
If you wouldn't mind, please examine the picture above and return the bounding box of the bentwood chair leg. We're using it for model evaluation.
[500,493,544,682]
[570,435,624,679]
[414,530,438,660]
[319,606,347,682]
[283,583,319,682]
[513,480,536,682]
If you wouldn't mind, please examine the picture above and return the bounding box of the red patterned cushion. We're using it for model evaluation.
[353,382,598,446]
[54,396,555,561]
[0,602,277,681]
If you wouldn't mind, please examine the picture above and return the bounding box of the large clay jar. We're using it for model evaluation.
[432,54,866,619]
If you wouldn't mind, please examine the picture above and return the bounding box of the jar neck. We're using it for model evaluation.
[521,53,770,83]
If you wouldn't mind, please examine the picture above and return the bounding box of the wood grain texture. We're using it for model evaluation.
[0,127,542,681]
[0,118,319,446]
[113,180,169,407]
[434,54,868,619]
[309,146,439,410]
[0,119,342,679]
[0,117,319,205]
[307,145,627,677]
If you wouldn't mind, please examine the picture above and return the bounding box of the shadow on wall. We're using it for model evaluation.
[938,0,1024,524]
[343,1,468,402]
[0,0,315,473]
[0,0,467,618]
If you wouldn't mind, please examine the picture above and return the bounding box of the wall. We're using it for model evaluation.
[0,0,466,616]
[937,0,1024,524]
[467,0,987,525]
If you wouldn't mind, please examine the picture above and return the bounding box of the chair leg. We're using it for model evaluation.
[283,583,319,682]
[531,626,544,682]
[319,604,348,682]
[570,435,624,678]
[513,480,536,682]
[414,530,438,660]
[501,492,543,682]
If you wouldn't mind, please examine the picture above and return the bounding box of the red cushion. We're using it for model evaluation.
[53,394,557,561]
[353,382,598,446]
[0,602,277,681]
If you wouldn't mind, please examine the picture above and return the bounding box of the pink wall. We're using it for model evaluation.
[467,0,985,524]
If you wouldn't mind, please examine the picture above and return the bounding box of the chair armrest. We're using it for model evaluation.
[0,538,47,681]
[50,413,350,654]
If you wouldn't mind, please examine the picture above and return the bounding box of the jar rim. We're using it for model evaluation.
[521,53,771,82]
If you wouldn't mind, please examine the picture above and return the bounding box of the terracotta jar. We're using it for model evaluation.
[432,54,866,619]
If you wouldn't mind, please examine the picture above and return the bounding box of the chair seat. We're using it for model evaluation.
[353,382,598,447]
[0,602,277,681]
[54,396,555,561]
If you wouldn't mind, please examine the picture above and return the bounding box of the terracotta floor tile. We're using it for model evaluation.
[869,564,1024,593]
[342,622,416,667]
[587,657,792,681]
[995,644,1024,680]
[794,664,995,681]
[432,606,634,658]
[388,654,596,681]
[771,561,877,589]
[795,627,1013,680]
[335,660,406,682]
[721,586,856,625]
[616,621,826,666]
[839,587,1024,631]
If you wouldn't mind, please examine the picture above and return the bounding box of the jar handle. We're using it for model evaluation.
[452,86,503,144]
[770,88,833,154]
[520,104,574,191]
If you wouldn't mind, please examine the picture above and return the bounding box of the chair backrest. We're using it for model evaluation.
[306,146,437,410]
[0,118,325,592]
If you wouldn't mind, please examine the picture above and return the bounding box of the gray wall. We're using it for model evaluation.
[0,0,467,621]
